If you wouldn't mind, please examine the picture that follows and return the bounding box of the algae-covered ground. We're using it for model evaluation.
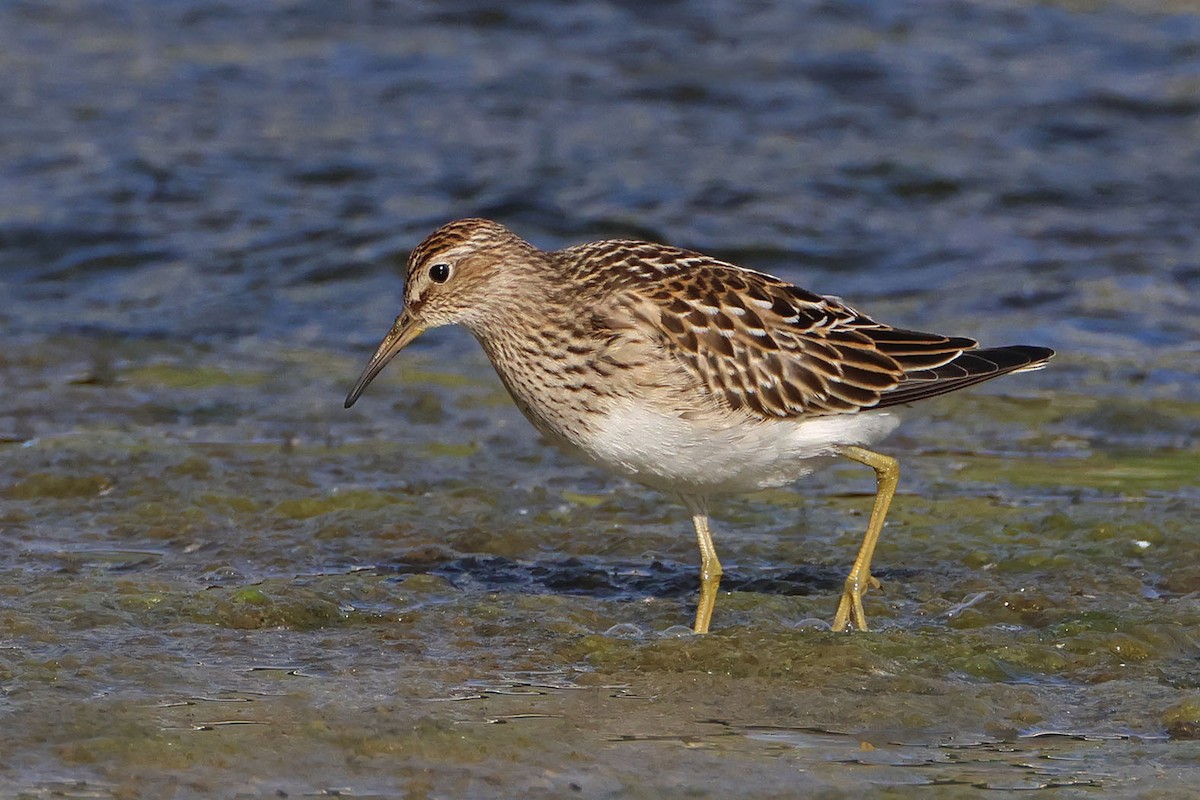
[3,0,1200,797]
[2,334,1197,797]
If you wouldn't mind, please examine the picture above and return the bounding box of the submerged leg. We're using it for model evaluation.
[832,446,899,632]
[686,500,723,634]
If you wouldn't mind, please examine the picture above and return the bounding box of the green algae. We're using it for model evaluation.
[421,441,479,458]
[6,472,116,499]
[271,489,407,520]
[561,491,608,508]
[1163,695,1200,740]
[121,363,269,389]
[955,449,1200,494]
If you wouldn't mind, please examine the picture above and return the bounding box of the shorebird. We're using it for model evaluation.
[346,219,1054,633]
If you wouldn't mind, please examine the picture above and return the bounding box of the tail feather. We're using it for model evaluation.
[874,345,1054,409]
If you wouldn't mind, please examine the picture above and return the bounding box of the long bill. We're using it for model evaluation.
[344,312,425,408]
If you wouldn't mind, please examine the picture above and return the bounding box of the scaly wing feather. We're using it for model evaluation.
[572,242,1051,420]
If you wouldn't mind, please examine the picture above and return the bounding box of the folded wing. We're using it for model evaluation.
[609,256,1052,419]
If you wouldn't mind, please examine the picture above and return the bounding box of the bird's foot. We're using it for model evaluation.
[830,573,882,632]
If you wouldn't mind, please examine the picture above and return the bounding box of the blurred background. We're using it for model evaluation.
[2,1,1199,797]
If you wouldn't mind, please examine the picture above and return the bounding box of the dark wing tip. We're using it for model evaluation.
[1010,345,1056,362]
[874,343,1055,409]
[969,344,1055,372]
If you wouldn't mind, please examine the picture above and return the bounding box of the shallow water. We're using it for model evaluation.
[2,1,1199,797]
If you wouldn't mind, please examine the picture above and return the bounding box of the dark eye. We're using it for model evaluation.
[429,263,451,283]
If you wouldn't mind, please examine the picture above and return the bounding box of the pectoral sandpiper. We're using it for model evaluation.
[346,218,1053,633]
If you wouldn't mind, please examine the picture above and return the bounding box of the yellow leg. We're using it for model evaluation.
[831,446,899,632]
[690,510,723,634]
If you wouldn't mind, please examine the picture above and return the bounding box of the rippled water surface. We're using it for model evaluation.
[2,1,1199,797]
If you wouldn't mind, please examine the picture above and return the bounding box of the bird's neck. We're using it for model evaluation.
[462,251,577,343]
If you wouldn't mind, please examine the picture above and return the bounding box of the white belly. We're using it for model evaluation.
[578,402,900,495]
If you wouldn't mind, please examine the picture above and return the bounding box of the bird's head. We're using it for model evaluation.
[344,218,534,408]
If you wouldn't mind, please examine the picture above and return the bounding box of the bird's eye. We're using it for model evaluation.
[429,263,451,283]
